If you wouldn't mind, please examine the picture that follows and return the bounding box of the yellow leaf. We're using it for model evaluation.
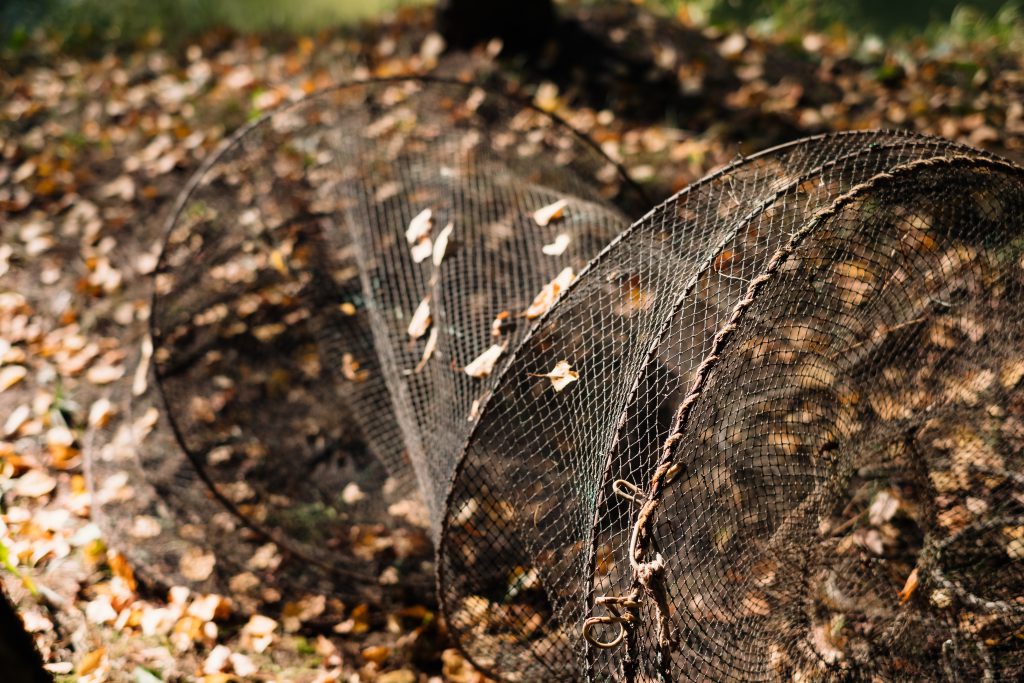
[362,645,391,665]
[269,249,288,275]
[77,647,106,676]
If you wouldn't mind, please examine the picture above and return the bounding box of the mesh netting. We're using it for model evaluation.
[452,132,1024,681]
[92,77,1024,681]
[89,77,644,603]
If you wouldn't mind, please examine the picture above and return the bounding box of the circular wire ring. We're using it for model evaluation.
[582,615,627,649]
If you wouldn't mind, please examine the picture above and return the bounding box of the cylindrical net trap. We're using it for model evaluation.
[455,131,1024,681]
[83,76,1024,681]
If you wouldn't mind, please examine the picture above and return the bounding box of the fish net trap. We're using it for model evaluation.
[86,77,1024,681]
[89,77,645,601]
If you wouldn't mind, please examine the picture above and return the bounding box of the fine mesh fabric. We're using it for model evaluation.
[91,78,644,601]
[453,131,1024,681]
[99,76,1024,681]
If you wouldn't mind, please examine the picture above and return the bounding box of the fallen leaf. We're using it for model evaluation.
[541,232,571,256]
[491,310,510,337]
[410,237,432,263]
[341,353,370,382]
[179,548,216,581]
[341,482,365,505]
[524,267,575,319]
[88,398,115,428]
[85,596,118,625]
[0,365,27,392]
[405,208,433,243]
[269,249,288,275]
[109,552,138,592]
[465,344,505,378]
[413,326,439,373]
[529,360,579,392]
[433,222,454,265]
[531,198,568,226]
[133,336,152,396]
[377,670,416,683]
[869,490,900,526]
[362,645,391,665]
[408,297,432,339]
[898,567,919,604]
[14,469,57,498]
[229,653,257,677]
[87,363,125,385]
[282,594,326,632]
[4,404,31,435]
[77,648,107,676]
[203,645,232,675]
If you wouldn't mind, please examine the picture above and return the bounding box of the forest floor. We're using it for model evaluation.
[1,3,1023,682]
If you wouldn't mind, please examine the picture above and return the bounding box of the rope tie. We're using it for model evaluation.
[582,593,640,650]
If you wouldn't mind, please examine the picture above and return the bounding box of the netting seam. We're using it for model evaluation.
[579,136,935,674]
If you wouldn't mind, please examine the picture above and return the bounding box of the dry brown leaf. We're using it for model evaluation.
[465,344,505,378]
[408,297,432,339]
[0,365,27,392]
[531,198,568,226]
[362,645,391,665]
[14,469,57,498]
[77,648,107,676]
[230,653,257,677]
[491,310,510,337]
[108,552,137,593]
[524,267,575,319]
[405,208,433,244]
[203,645,232,675]
[410,237,433,263]
[88,398,114,428]
[529,360,579,392]
[283,594,326,632]
[433,222,454,266]
[541,233,571,256]
[898,567,919,604]
[179,547,216,581]
[86,362,125,385]
[3,404,31,436]
[341,353,370,382]
[414,326,439,373]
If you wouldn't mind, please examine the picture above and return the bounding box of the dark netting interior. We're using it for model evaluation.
[89,77,645,604]
[87,77,1024,681]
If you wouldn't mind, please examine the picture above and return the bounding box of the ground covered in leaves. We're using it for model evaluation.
[1,3,1023,681]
